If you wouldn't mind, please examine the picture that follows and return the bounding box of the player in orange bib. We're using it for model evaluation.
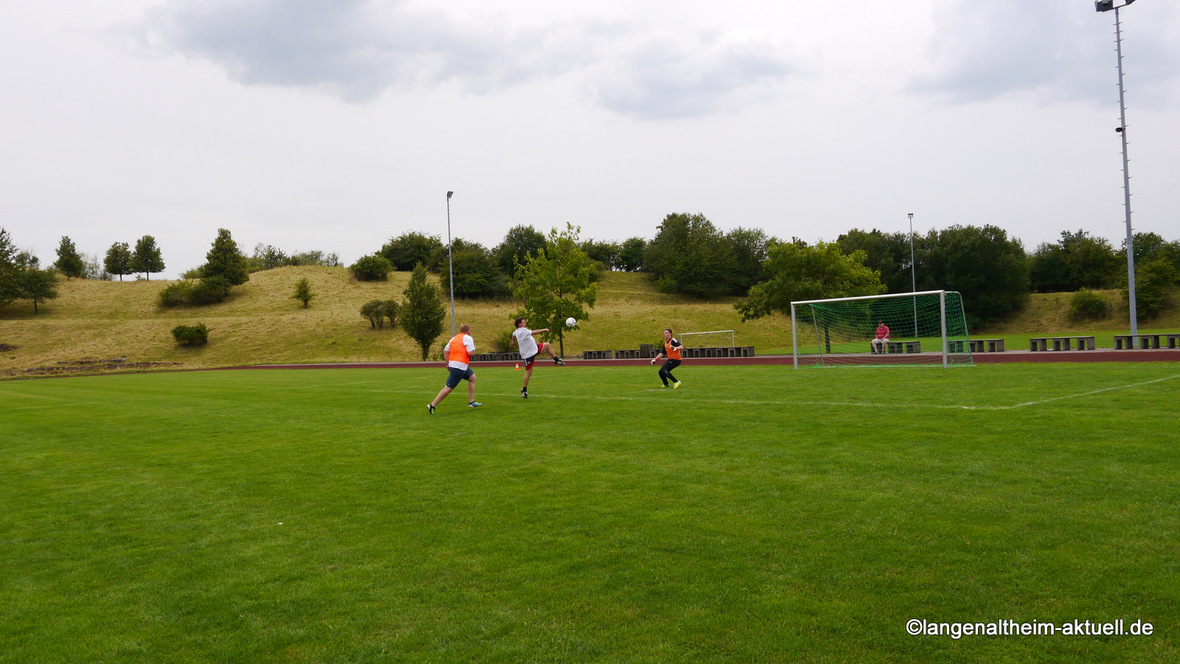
[427,324,481,413]
[649,327,684,389]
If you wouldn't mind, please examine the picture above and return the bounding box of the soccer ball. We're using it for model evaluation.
[565,317,577,328]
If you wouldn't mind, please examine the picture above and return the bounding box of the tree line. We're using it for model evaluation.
[4,215,1178,329]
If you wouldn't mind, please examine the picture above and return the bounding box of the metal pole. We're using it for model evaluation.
[909,213,917,337]
[446,191,455,337]
[1113,6,1138,335]
[791,303,798,369]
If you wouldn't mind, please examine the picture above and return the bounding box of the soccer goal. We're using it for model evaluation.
[679,329,736,348]
[790,290,972,368]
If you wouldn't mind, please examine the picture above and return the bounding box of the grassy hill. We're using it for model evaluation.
[1,268,1177,376]
[0,268,793,376]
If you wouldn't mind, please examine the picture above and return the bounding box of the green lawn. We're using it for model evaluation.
[2,364,1177,663]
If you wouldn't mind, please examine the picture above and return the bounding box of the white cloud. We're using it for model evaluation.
[128,0,800,118]
[911,0,1180,106]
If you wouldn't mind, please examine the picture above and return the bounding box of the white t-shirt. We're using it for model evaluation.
[513,326,538,359]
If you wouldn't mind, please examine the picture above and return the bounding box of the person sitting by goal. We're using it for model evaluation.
[871,321,890,354]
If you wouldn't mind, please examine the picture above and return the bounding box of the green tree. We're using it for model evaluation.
[837,229,914,295]
[616,237,647,272]
[350,254,394,282]
[512,223,598,357]
[920,225,1028,328]
[104,242,133,281]
[579,239,620,272]
[293,277,314,308]
[20,268,59,313]
[644,213,737,296]
[1029,230,1119,293]
[131,235,166,280]
[401,263,447,361]
[441,243,510,298]
[54,236,85,280]
[1129,257,1178,320]
[204,229,249,286]
[494,225,547,276]
[735,240,885,321]
[381,232,444,271]
[726,227,774,294]
[0,228,18,307]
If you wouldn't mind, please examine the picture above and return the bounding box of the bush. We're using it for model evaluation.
[171,323,208,346]
[490,328,516,353]
[351,255,394,282]
[1067,289,1109,322]
[361,299,398,329]
[189,276,233,304]
[292,277,314,307]
[158,281,195,307]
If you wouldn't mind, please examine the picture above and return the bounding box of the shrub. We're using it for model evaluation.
[490,328,516,353]
[1067,289,1109,322]
[380,300,399,328]
[171,323,208,346]
[293,277,314,307]
[351,255,394,282]
[360,300,387,329]
[189,276,233,305]
[158,281,195,307]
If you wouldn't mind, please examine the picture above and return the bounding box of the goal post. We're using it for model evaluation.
[790,290,972,368]
[679,329,736,348]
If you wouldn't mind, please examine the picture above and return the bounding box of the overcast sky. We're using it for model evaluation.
[2,0,1177,279]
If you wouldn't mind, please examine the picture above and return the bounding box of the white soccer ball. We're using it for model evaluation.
[565,317,577,328]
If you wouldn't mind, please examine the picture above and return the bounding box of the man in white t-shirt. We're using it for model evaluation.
[512,316,564,398]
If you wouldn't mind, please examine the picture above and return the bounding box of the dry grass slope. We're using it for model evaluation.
[2,270,1176,376]
[0,268,795,375]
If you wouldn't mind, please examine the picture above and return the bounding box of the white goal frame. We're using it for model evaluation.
[790,290,964,369]
[679,329,736,348]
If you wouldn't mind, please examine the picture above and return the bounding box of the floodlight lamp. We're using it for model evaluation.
[1095,0,1114,12]
[447,191,453,199]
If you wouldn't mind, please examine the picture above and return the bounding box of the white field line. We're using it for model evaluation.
[4,374,1177,413]
[363,372,1180,411]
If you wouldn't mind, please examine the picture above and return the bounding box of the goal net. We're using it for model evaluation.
[790,290,972,367]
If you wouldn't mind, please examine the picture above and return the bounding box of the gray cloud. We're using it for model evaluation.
[910,0,1180,106]
[129,0,799,118]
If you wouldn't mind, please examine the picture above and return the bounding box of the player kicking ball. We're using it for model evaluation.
[650,327,684,389]
[512,317,564,398]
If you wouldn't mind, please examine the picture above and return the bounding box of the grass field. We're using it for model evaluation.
[2,364,1178,663]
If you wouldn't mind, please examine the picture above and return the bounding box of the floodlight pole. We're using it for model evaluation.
[1096,0,1138,335]
[908,212,917,337]
[446,191,456,337]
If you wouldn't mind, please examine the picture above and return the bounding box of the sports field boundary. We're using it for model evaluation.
[226,347,1180,371]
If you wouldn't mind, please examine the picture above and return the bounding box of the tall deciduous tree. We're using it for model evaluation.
[919,225,1028,328]
[616,237,646,272]
[735,240,885,321]
[204,229,249,286]
[104,242,133,281]
[381,232,444,271]
[54,236,85,280]
[644,212,736,296]
[512,223,598,357]
[494,225,547,276]
[131,235,166,280]
[20,268,58,313]
[0,227,20,307]
[1029,229,1119,293]
[401,263,447,361]
[837,229,914,295]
